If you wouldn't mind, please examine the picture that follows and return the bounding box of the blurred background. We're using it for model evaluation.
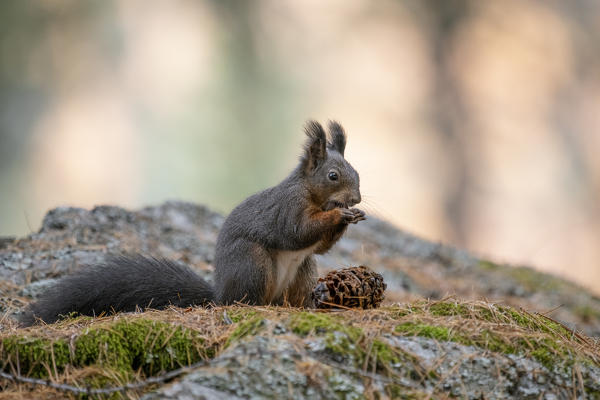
[1,0,599,293]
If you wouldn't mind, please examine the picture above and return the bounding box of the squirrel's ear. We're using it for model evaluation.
[303,120,327,172]
[327,120,346,156]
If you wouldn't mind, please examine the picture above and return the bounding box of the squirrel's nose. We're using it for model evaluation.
[350,193,361,206]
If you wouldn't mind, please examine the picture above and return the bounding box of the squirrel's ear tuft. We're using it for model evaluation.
[327,120,346,156]
[302,120,327,173]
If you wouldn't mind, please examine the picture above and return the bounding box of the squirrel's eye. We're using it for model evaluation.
[328,171,339,181]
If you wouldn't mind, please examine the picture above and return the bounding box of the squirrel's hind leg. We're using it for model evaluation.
[214,240,274,305]
[283,256,317,308]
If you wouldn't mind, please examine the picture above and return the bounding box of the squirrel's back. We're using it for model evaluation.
[20,255,214,326]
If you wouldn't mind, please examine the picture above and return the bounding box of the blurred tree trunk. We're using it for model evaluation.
[419,0,472,245]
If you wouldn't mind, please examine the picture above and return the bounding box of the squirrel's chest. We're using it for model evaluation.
[273,243,319,298]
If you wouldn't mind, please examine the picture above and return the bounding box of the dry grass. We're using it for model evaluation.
[0,299,598,398]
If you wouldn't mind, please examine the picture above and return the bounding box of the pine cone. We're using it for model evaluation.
[312,266,387,309]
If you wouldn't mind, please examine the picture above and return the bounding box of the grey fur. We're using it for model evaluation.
[327,120,346,156]
[20,255,213,325]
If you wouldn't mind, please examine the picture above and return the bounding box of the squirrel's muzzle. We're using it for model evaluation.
[349,191,361,207]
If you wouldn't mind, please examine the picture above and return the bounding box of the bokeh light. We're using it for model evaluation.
[1,0,599,292]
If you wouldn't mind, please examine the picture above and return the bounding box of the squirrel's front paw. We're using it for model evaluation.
[338,208,356,224]
[349,208,366,224]
[338,208,366,224]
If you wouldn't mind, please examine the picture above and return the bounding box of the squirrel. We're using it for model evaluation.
[20,120,365,326]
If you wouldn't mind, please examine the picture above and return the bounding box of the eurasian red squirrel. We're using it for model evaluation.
[21,120,365,325]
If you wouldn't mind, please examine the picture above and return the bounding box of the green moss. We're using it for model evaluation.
[290,313,366,363]
[429,302,470,317]
[81,319,208,375]
[225,314,265,347]
[77,366,136,400]
[478,260,569,293]
[288,312,401,370]
[289,312,335,336]
[427,302,539,327]
[395,322,455,342]
[1,319,211,380]
[530,347,558,370]
[387,301,496,322]
[493,306,575,341]
[502,308,532,327]
[224,308,258,323]
[1,336,70,378]
[478,329,517,354]
[323,330,363,364]
[394,321,569,369]
[222,308,271,348]
[289,312,361,340]
[389,302,574,344]
[574,305,600,322]
[510,266,563,291]
[371,339,399,365]
[370,339,404,373]
[478,260,500,271]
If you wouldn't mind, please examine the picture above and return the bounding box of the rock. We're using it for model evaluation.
[18,278,57,298]
[0,201,222,288]
[143,336,365,400]
[1,201,600,398]
[1,298,598,398]
[143,311,600,400]
[1,201,600,334]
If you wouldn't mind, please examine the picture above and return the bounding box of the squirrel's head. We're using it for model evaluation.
[301,120,361,211]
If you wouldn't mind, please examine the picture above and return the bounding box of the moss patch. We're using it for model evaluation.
[225,313,265,348]
[478,260,566,293]
[574,305,600,323]
[388,300,575,341]
[429,301,471,318]
[287,311,415,377]
[289,312,361,339]
[1,318,213,387]
[289,312,364,364]
[395,322,455,342]
[2,302,598,398]
[370,339,403,371]
[478,260,499,271]
[380,300,600,370]
[1,336,71,379]
[394,320,570,370]
[285,303,596,373]
[224,308,259,324]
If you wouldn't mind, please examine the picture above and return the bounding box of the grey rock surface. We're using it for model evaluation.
[143,336,363,400]
[145,325,600,400]
[0,202,223,287]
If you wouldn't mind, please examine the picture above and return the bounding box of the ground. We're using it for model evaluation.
[1,202,599,399]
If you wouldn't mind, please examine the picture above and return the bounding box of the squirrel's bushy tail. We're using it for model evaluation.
[20,255,215,326]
